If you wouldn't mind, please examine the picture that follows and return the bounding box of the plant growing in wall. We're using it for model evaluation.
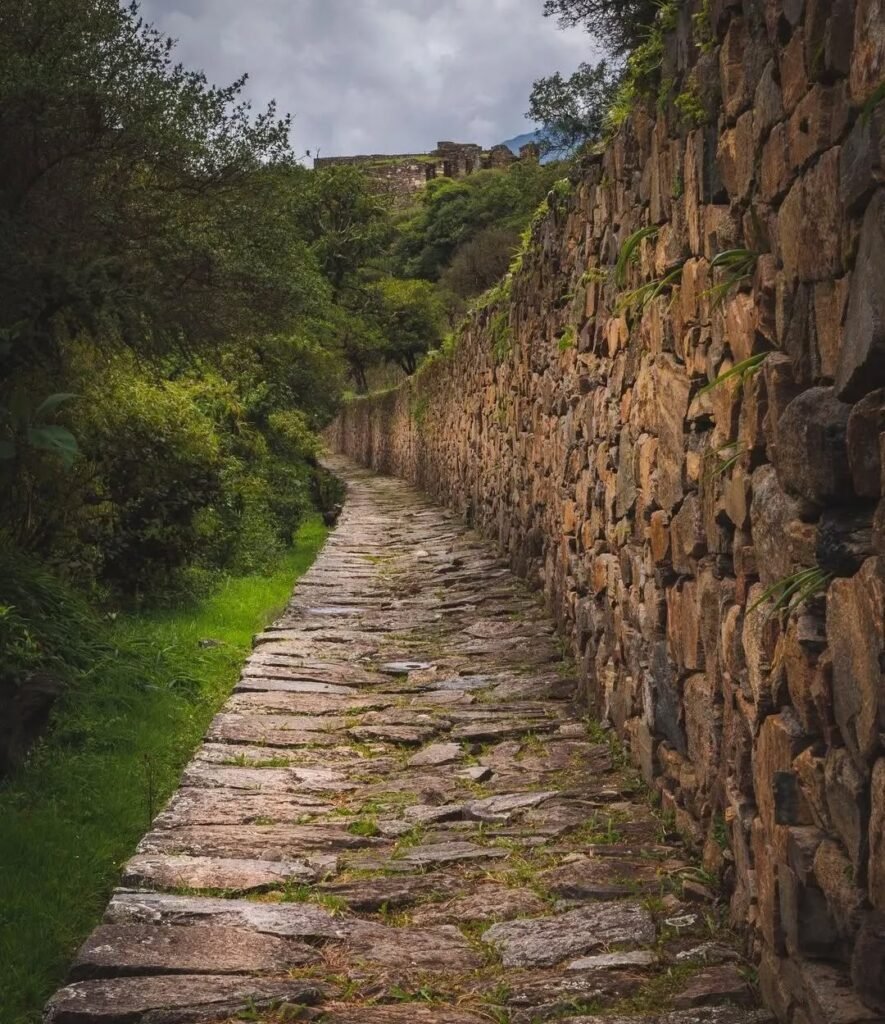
[615,225,659,286]
[704,440,748,479]
[490,310,512,361]
[615,262,684,316]
[698,352,768,395]
[704,248,758,308]
[748,567,832,619]
[558,324,577,352]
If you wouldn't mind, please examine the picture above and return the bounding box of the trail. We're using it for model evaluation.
[45,457,770,1024]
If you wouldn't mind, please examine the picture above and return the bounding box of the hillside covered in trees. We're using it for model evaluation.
[0,1,568,614]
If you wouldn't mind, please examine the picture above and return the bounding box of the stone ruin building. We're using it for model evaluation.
[313,140,540,205]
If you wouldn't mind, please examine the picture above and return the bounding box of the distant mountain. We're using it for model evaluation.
[497,130,567,164]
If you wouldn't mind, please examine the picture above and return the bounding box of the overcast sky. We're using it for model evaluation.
[139,0,597,158]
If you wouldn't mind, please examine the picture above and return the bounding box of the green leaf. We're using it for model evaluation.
[615,225,659,286]
[698,353,768,395]
[27,425,79,467]
[33,393,79,419]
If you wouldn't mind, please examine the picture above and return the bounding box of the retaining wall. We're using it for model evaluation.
[330,2,885,1019]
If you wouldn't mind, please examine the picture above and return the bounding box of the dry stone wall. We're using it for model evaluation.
[330,2,885,1020]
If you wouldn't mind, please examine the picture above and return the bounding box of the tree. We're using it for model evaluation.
[370,279,444,376]
[440,226,521,301]
[527,60,620,154]
[392,160,563,283]
[292,165,391,295]
[0,0,325,376]
[541,0,660,58]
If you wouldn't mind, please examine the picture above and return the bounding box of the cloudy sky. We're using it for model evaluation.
[139,0,597,158]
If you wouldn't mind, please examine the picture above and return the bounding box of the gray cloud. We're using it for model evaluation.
[138,0,598,157]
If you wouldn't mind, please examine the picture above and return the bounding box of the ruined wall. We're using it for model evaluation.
[313,154,441,205]
[315,141,517,205]
[330,2,885,1021]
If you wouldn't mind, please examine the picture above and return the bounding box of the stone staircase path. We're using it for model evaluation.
[45,457,773,1024]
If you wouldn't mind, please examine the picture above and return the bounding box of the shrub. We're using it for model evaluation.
[74,367,223,597]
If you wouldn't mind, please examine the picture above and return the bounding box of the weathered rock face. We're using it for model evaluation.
[330,2,885,1020]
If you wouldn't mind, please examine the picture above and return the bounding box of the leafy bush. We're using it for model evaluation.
[392,160,566,284]
[440,226,521,301]
[74,366,223,596]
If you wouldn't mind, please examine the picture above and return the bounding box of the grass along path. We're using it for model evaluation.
[0,517,328,1024]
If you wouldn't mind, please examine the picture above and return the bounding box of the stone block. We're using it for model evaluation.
[840,105,885,215]
[670,493,707,574]
[871,759,885,912]
[850,0,885,104]
[749,464,808,585]
[753,59,784,147]
[773,387,853,505]
[787,83,851,174]
[781,28,808,114]
[720,17,750,120]
[778,148,843,283]
[804,0,853,78]
[783,956,884,1024]
[761,122,793,202]
[718,111,755,200]
[755,710,810,833]
[837,191,885,401]
[795,746,834,832]
[852,911,885,1013]
[781,613,827,735]
[814,838,866,944]
[814,277,851,380]
[779,860,840,956]
[827,558,885,768]
[825,747,870,871]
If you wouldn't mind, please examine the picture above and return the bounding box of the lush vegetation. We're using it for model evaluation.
[390,159,567,319]
[527,60,621,154]
[542,0,661,57]
[0,519,327,1024]
[529,0,686,152]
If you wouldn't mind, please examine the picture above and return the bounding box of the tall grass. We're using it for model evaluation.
[0,517,327,1024]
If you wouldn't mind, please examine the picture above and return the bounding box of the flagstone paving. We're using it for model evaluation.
[44,457,773,1024]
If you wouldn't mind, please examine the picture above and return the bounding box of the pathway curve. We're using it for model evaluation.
[46,457,773,1024]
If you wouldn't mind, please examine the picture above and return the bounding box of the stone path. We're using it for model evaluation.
[45,458,774,1024]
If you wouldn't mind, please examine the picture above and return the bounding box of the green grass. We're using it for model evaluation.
[0,517,327,1024]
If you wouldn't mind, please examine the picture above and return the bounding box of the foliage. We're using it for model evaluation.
[748,567,832,618]
[0,520,327,1024]
[558,325,578,352]
[615,226,659,286]
[0,0,325,373]
[440,226,522,302]
[699,353,768,395]
[705,249,758,307]
[705,441,747,479]
[368,278,445,375]
[542,0,662,58]
[526,60,621,154]
[392,160,565,284]
[292,164,392,295]
[490,311,513,361]
[674,74,708,127]
[0,0,357,602]
[0,394,79,468]
[616,263,684,316]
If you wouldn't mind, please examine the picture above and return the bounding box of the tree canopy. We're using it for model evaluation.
[0,0,325,373]
[541,0,660,57]
[526,60,620,155]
